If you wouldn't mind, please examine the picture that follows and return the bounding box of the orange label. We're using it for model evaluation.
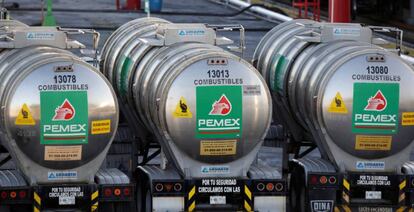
[91,120,111,134]
[402,112,414,126]
[355,135,391,151]
[45,146,82,161]
[200,140,236,156]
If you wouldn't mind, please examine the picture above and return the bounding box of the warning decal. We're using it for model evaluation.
[200,140,237,156]
[173,97,193,118]
[91,119,111,135]
[328,92,348,114]
[15,104,36,125]
[355,135,391,151]
[44,145,82,161]
[402,112,414,126]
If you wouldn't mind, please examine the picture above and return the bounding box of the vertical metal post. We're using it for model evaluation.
[145,0,150,17]
[329,0,350,23]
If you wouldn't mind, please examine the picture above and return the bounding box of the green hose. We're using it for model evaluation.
[42,0,56,26]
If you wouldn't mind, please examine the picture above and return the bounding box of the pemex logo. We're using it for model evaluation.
[52,99,75,121]
[209,94,232,116]
[364,90,387,111]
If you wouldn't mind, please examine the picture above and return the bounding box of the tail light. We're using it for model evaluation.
[9,191,16,199]
[155,183,164,192]
[100,185,134,200]
[310,175,318,185]
[1,191,7,199]
[256,183,265,191]
[309,174,338,186]
[153,182,183,193]
[0,188,30,202]
[174,183,182,192]
[123,188,131,196]
[19,190,27,199]
[319,176,328,184]
[114,188,121,196]
[104,188,112,197]
[266,183,274,191]
[275,183,284,192]
[164,184,173,192]
[329,176,337,184]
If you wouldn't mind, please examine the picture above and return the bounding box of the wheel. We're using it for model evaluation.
[136,182,152,212]
[136,182,144,212]
[144,189,152,212]
[289,166,308,212]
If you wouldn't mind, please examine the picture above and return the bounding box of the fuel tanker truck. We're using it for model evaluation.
[100,17,287,211]
[254,19,414,211]
[0,16,134,211]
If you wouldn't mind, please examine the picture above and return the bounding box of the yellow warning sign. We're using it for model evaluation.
[200,140,237,156]
[173,97,192,118]
[15,104,35,126]
[402,112,414,126]
[355,135,392,151]
[328,92,348,114]
[91,119,111,135]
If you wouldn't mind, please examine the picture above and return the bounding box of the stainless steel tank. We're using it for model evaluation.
[254,20,414,172]
[0,20,118,184]
[101,18,272,177]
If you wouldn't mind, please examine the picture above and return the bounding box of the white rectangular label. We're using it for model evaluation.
[201,166,230,174]
[48,171,78,180]
[210,196,226,205]
[356,161,385,170]
[59,196,75,205]
[365,191,382,200]
[26,32,55,40]
[333,28,361,37]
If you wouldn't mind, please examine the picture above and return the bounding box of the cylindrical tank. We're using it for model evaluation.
[101,18,271,173]
[0,45,118,183]
[254,19,414,161]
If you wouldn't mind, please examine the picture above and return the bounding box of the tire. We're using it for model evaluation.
[136,182,152,212]
[289,166,308,212]
[137,182,144,212]
[144,189,152,212]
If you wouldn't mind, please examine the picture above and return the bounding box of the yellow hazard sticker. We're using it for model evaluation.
[173,97,192,118]
[91,119,111,135]
[200,140,237,156]
[15,103,36,125]
[355,135,392,151]
[402,112,414,126]
[328,92,348,114]
[44,145,82,161]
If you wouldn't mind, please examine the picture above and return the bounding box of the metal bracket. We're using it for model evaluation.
[58,27,101,66]
[368,26,403,55]
[207,24,246,57]
[139,23,245,57]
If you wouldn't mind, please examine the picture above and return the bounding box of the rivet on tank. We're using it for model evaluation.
[0,17,118,184]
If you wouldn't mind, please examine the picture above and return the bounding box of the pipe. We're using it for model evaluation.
[224,0,292,22]
[401,54,414,66]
